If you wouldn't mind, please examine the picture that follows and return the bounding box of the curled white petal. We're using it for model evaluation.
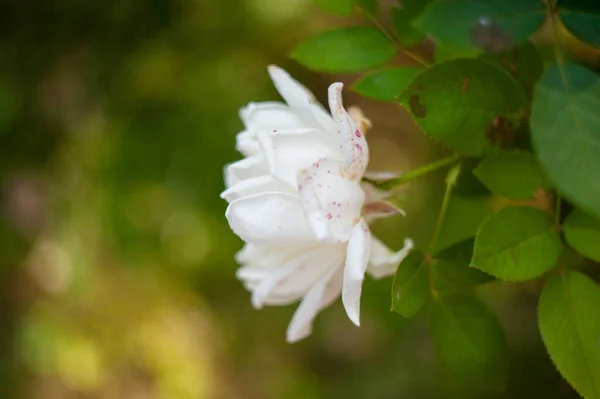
[342,218,371,326]
[368,237,414,279]
[328,83,369,180]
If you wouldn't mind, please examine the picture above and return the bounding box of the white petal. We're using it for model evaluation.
[220,175,292,203]
[240,102,307,132]
[297,158,365,243]
[286,267,343,343]
[249,243,345,308]
[328,83,369,180]
[367,237,414,279]
[258,129,339,187]
[267,65,337,133]
[235,130,260,157]
[225,192,316,245]
[224,155,269,187]
[342,218,371,326]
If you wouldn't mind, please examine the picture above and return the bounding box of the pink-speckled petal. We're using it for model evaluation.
[342,218,371,326]
[328,83,369,180]
[297,158,365,243]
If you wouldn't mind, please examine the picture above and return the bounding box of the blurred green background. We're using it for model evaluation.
[0,0,582,398]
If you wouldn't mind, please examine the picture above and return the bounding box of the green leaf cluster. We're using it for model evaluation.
[293,0,600,396]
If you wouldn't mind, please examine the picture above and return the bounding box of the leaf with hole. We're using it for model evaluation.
[538,270,600,399]
[398,59,527,156]
[531,62,600,219]
[418,0,546,53]
[471,206,561,281]
[291,27,396,73]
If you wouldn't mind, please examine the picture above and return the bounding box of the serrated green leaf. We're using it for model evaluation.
[352,67,421,101]
[391,250,430,317]
[471,206,561,281]
[538,270,600,399]
[291,27,396,73]
[391,0,432,46]
[429,294,508,390]
[478,42,544,97]
[398,59,528,156]
[558,0,600,48]
[418,0,546,53]
[531,62,600,219]
[435,238,494,286]
[473,151,551,200]
[564,208,600,262]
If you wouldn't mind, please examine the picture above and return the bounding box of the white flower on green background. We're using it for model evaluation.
[222,66,412,343]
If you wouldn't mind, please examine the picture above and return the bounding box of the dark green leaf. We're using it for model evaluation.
[418,0,546,53]
[291,27,396,73]
[538,270,600,399]
[429,294,508,390]
[530,62,600,218]
[398,59,528,156]
[435,238,494,286]
[478,42,544,97]
[471,206,561,281]
[564,208,600,262]
[352,67,421,101]
[357,0,377,15]
[558,0,600,48]
[474,151,551,200]
[391,250,430,317]
[453,158,491,197]
[391,0,432,46]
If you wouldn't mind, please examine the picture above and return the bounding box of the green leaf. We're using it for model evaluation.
[312,0,356,15]
[564,208,600,262]
[391,0,432,46]
[558,0,600,48]
[530,62,600,218]
[391,250,430,317]
[435,238,494,286]
[471,206,561,281]
[453,158,491,197]
[478,42,544,97]
[538,270,600,399]
[418,0,546,53]
[429,294,508,390]
[398,58,528,156]
[352,67,421,101]
[473,151,551,200]
[291,27,396,73]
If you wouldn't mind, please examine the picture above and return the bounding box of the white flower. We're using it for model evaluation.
[222,66,413,343]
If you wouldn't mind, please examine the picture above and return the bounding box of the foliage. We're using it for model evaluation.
[300,0,600,396]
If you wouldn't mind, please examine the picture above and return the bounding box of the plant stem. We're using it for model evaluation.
[427,163,461,256]
[357,7,430,68]
[369,153,460,191]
